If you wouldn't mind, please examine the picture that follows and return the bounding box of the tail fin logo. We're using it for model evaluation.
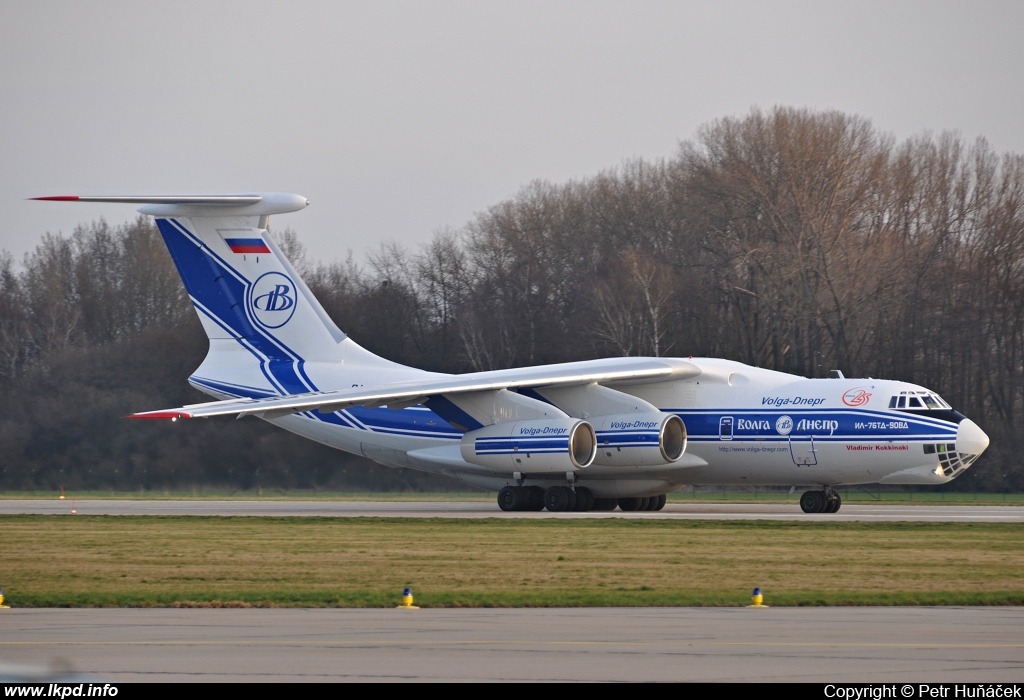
[248,272,297,329]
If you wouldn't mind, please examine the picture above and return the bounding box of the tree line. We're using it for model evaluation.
[1,107,1021,491]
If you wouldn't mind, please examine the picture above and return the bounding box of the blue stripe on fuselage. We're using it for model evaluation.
[671,408,958,441]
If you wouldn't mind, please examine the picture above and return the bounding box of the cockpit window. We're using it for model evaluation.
[889,391,951,411]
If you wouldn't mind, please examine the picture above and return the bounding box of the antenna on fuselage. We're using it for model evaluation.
[831,370,845,379]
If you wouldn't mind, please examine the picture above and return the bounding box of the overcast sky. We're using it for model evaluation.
[3,0,1022,266]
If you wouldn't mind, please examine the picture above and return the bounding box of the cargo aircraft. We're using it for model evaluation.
[35,193,991,513]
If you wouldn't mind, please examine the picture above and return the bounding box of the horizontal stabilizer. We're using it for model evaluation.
[32,193,309,217]
[32,195,262,205]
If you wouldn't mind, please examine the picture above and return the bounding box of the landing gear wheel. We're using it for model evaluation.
[591,498,617,511]
[617,497,643,511]
[799,490,826,514]
[524,486,546,511]
[498,486,523,511]
[644,495,666,511]
[638,497,651,510]
[572,486,594,512]
[544,486,575,512]
[832,493,841,513]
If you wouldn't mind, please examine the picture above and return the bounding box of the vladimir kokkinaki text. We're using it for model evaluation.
[825,686,1021,699]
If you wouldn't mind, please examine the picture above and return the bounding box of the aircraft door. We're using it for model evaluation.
[789,434,818,466]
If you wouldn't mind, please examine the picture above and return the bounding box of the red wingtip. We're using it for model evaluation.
[126,411,192,421]
[30,196,80,201]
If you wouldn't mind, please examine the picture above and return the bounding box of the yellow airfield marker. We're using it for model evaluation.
[397,587,420,609]
[0,587,10,609]
[748,587,769,608]
[70,498,77,515]
[59,486,65,500]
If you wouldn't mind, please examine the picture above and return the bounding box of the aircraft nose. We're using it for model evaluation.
[956,418,990,457]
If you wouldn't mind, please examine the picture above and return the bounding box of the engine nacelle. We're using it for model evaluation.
[460,419,597,472]
[591,412,687,466]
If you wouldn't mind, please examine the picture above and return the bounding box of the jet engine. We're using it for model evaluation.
[591,413,686,466]
[460,418,597,472]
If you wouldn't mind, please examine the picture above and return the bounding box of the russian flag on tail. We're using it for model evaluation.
[225,237,271,254]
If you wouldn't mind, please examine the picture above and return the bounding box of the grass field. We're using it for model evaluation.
[3,489,1023,505]
[3,515,1022,608]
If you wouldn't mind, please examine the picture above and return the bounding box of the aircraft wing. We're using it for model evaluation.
[129,357,700,420]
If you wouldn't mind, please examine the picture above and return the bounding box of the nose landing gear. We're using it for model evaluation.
[799,488,842,514]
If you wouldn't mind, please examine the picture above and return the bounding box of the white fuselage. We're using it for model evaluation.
[192,351,981,499]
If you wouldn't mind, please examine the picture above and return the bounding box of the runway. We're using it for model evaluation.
[1,607,1021,682]
[2,499,1023,521]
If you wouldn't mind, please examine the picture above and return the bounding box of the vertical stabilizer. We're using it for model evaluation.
[32,193,402,399]
[155,215,345,363]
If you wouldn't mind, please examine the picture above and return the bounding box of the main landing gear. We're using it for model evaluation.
[496,486,667,512]
[616,495,666,512]
[799,488,842,514]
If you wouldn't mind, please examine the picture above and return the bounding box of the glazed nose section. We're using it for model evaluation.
[956,418,990,457]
